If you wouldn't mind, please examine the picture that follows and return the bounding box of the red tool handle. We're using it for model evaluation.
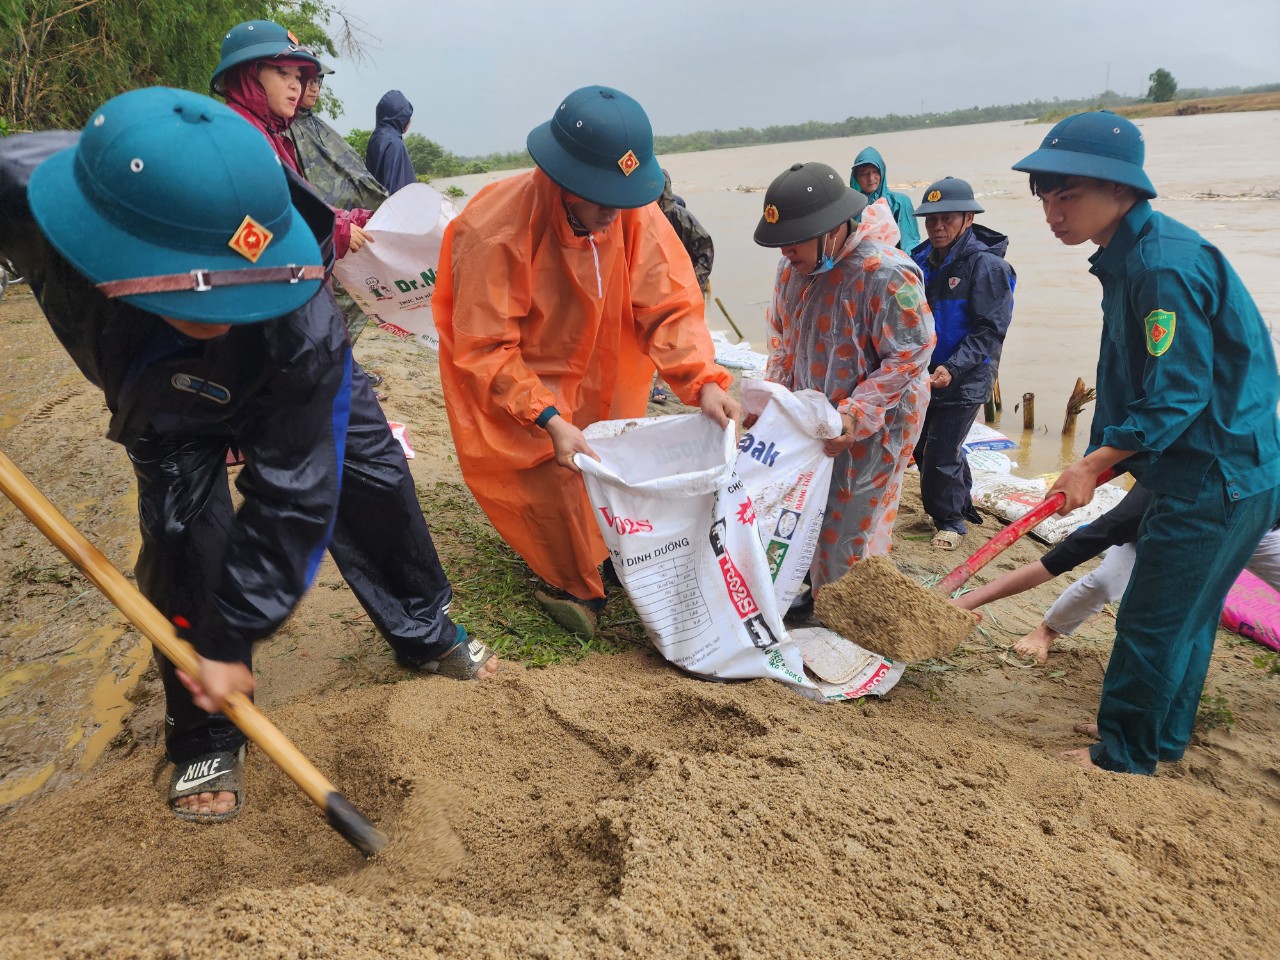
[934,468,1117,597]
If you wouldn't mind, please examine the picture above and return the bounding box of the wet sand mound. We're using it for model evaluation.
[816,554,980,661]
[3,648,1279,959]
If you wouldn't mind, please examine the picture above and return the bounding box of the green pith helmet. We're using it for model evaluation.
[28,87,323,323]
[914,177,984,216]
[753,162,867,247]
[1012,110,1156,199]
[526,86,663,209]
[210,20,322,94]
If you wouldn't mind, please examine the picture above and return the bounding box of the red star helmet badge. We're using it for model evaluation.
[927,190,942,202]
[227,215,273,263]
[617,149,639,176]
[763,204,780,224]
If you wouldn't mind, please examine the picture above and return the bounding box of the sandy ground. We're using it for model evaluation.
[3,283,1280,959]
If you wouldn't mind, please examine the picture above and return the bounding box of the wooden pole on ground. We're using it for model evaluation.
[1022,392,1035,431]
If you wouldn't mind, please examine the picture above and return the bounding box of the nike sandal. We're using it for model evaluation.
[418,634,498,680]
[168,745,246,823]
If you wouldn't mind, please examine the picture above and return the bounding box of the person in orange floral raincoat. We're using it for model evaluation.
[754,162,934,591]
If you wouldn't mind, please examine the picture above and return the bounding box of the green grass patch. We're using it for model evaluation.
[418,481,647,667]
[1251,651,1280,676]
[1196,689,1235,733]
[10,559,75,586]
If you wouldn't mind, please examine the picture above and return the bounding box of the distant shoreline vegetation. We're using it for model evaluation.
[346,83,1279,181]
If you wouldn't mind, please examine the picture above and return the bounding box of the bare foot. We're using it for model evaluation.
[1057,747,1100,770]
[1012,623,1061,664]
[1072,722,1100,740]
[475,654,499,681]
[175,791,238,816]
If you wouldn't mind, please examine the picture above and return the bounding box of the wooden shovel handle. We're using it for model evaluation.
[934,468,1117,597]
[0,448,386,855]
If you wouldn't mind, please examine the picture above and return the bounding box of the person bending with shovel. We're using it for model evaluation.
[0,88,497,824]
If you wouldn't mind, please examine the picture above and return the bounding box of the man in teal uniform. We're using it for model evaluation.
[849,146,919,252]
[1013,111,1280,775]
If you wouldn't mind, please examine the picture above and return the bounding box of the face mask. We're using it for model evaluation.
[809,233,837,275]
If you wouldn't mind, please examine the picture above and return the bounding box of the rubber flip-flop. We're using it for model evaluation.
[169,745,246,823]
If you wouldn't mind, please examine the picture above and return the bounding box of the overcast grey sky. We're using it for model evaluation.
[319,0,1280,155]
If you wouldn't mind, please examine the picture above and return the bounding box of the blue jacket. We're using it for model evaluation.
[911,224,1016,407]
[850,146,919,252]
[1087,201,1280,501]
[366,90,416,195]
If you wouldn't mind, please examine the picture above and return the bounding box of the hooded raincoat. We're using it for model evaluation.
[763,201,934,587]
[850,146,920,253]
[434,168,733,601]
[366,90,416,195]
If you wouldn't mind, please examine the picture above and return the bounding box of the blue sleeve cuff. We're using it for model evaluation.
[535,406,559,429]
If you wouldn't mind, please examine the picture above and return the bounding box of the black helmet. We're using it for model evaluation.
[914,176,984,216]
[754,162,867,247]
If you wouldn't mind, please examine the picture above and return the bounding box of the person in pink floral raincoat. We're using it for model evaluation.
[754,162,934,591]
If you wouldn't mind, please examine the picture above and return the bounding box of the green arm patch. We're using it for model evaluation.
[1144,309,1176,357]
[894,283,921,310]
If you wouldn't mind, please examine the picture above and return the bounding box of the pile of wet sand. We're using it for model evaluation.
[3,648,1279,959]
[815,554,980,662]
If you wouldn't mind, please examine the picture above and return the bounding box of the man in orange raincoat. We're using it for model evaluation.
[434,86,739,639]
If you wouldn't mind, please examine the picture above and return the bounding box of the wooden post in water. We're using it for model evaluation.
[992,377,1003,412]
[1022,392,1035,431]
[1062,377,1097,435]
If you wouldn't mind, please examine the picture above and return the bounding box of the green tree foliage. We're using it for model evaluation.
[1147,68,1178,103]
[344,126,371,159]
[0,1,338,131]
